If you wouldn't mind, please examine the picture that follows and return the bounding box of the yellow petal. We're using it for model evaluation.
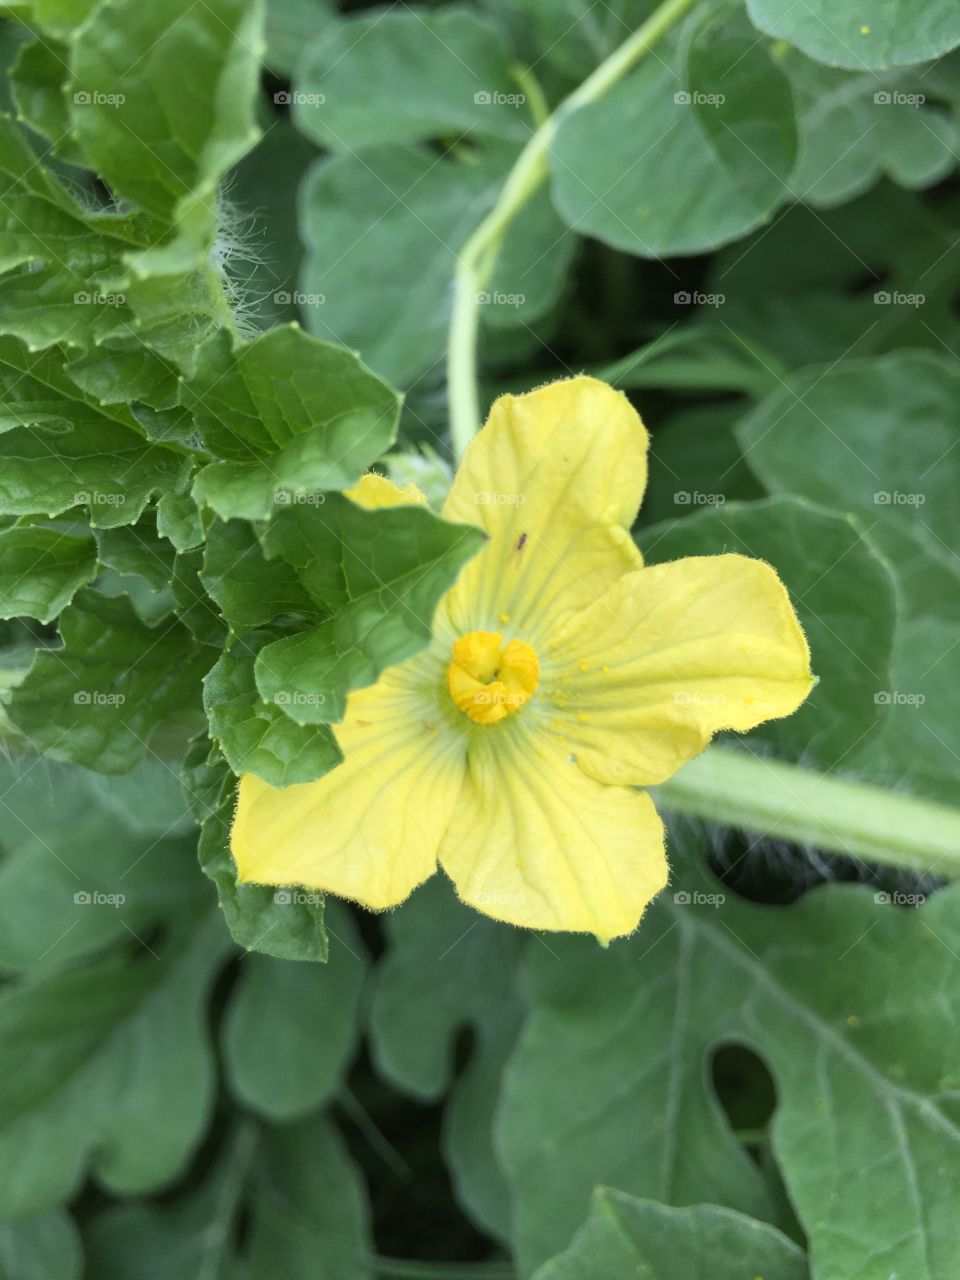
[545,553,814,787]
[346,472,427,509]
[231,650,466,909]
[438,729,667,941]
[440,377,647,643]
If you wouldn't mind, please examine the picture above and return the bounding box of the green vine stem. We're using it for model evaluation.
[446,0,698,458]
[654,747,960,879]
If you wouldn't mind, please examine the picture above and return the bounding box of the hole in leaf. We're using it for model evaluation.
[710,1041,777,1153]
[710,1042,807,1247]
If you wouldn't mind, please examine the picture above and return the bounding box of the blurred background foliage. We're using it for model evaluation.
[0,0,959,1277]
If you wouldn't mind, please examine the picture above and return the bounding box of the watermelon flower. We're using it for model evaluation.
[232,378,812,940]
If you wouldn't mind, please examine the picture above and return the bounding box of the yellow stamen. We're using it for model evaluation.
[447,630,539,725]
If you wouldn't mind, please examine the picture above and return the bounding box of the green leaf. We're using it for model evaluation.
[184,326,401,521]
[0,1211,82,1280]
[204,633,341,786]
[9,38,86,166]
[0,420,188,529]
[746,0,960,71]
[0,336,141,434]
[243,1116,373,1280]
[786,53,960,207]
[263,0,331,76]
[598,326,787,400]
[0,16,28,113]
[84,1125,255,1280]
[170,549,228,647]
[506,0,652,79]
[0,249,224,397]
[6,588,208,773]
[684,3,797,213]
[156,490,204,552]
[68,0,262,263]
[96,513,177,592]
[182,736,329,962]
[200,516,315,630]
[501,867,960,1277]
[0,112,100,281]
[254,495,486,724]
[635,403,765,526]
[485,181,577,333]
[700,186,960,369]
[369,876,522,1241]
[95,566,176,629]
[0,115,228,365]
[534,1192,807,1280]
[737,354,959,549]
[77,757,194,837]
[299,144,574,386]
[736,350,960,800]
[550,29,794,257]
[105,269,235,380]
[222,902,366,1121]
[182,325,399,464]
[0,911,231,1218]
[8,0,101,41]
[0,755,200,973]
[66,343,181,412]
[294,7,531,150]
[641,496,898,769]
[0,525,96,622]
[86,1117,372,1280]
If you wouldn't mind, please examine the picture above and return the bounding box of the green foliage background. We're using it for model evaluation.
[0,0,958,1277]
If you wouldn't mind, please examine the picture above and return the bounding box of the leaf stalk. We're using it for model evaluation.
[654,747,960,879]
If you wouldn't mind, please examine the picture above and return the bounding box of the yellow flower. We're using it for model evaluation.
[232,377,813,940]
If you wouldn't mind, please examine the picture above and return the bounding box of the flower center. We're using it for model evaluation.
[447,631,539,725]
